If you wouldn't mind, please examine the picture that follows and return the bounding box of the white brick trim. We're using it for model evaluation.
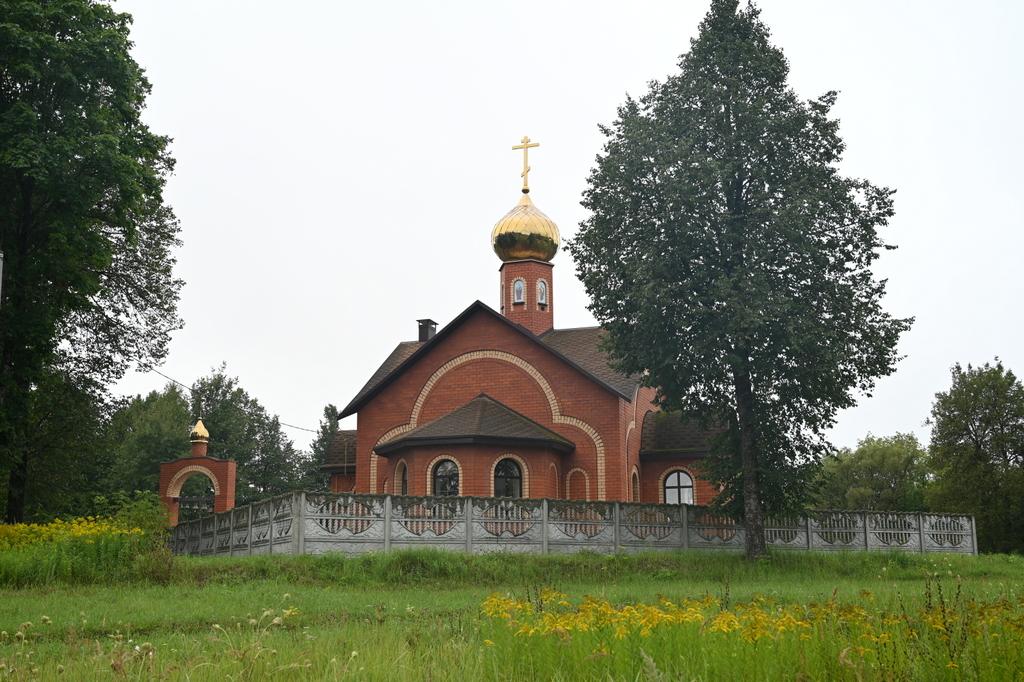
[166,465,221,497]
[535,278,549,310]
[426,454,463,496]
[565,467,591,500]
[393,458,409,495]
[658,467,696,505]
[488,454,530,498]
[370,350,607,498]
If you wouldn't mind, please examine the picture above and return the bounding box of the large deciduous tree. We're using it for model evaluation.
[105,383,191,494]
[0,0,182,521]
[568,0,910,558]
[927,361,1024,554]
[190,367,301,503]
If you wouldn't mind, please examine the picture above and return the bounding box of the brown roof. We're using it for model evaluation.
[345,341,423,412]
[539,327,641,398]
[339,301,640,418]
[375,394,574,455]
[639,411,714,456]
[321,429,357,471]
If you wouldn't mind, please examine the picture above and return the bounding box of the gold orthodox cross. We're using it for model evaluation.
[512,135,540,192]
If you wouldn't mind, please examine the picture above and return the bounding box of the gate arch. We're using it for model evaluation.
[158,419,237,526]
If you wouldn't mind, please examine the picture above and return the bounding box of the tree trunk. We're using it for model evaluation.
[1,182,34,523]
[733,361,767,559]
[4,447,28,523]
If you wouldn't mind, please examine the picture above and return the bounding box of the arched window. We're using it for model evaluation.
[432,459,459,496]
[396,461,408,496]
[537,280,548,306]
[663,470,694,505]
[631,470,640,502]
[494,458,523,498]
[512,279,525,304]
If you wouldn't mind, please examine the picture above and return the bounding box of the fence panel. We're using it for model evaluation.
[304,493,386,554]
[470,497,545,553]
[390,495,467,552]
[618,503,683,552]
[547,500,615,553]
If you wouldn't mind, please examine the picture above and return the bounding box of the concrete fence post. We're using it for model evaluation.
[681,504,689,550]
[268,498,274,556]
[613,502,621,553]
[863,512,870,551]
[294,492,305,555]
[465,498,474,553]
[541,498,549,554]
[970,515,979,555]
[229,508,236,558]
[383,495,392,553]
[247,503,253,556]
[917,512,925,554]
[805,514,812,551]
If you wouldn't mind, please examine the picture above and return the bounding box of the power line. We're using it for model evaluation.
[148,368,318,434]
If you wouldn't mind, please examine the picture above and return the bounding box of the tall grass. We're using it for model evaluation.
[170,548,1022,589]
[1,550,1021,679]
[0,493,171,587]
[3,538,1021,589]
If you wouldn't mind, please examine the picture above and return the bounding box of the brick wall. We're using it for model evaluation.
[352,309,623,500]
[159,456,237,526]
[375,445,562,498]
[499,260,554,335]
[639,458,717,506]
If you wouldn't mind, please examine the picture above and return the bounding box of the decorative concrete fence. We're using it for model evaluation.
[169,492,977,557]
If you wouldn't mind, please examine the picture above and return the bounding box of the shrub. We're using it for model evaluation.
[0,492,171,586]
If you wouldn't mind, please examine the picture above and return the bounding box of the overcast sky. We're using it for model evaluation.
[113,0,1024,451]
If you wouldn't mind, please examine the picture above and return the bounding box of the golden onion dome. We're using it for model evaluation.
[190,418,210,443]
[491,191,560,262]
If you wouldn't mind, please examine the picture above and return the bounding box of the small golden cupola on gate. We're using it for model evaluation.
[491,136,560,262]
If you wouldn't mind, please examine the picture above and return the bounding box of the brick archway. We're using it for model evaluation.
[159,456,236,526]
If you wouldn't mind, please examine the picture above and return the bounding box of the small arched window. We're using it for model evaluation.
[513,279,525,304]
[494,458,523,498]
[631,471,640,502]
[537,280,548,306]
[396,461,408,496]
[432,459,459,496]
[663,470,694,505]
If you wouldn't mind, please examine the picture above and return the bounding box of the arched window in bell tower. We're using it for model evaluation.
[537,279,548,307]
[512,278,525,305]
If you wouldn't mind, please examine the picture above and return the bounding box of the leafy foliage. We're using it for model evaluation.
[190,366,301,503]
[300,404,340,490]
[0,368,119,521]
[567,0,910,556]
[816,434,928,511]
[0,0,182,521]
[105,384,191,494]
[927,361,1024,553]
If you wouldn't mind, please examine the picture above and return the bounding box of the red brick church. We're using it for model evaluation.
[324,138,717,505]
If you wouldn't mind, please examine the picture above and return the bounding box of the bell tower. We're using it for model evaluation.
[491,136,559,336]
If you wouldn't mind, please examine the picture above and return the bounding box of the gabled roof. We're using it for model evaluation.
[321,430,357,472]
[540,327,641,398]
[344,341,423,414]
[375,394,574,455]
[639,411,715,457]
[339,301,640,418]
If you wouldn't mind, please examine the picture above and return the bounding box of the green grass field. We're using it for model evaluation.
[1,550,1022,680]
